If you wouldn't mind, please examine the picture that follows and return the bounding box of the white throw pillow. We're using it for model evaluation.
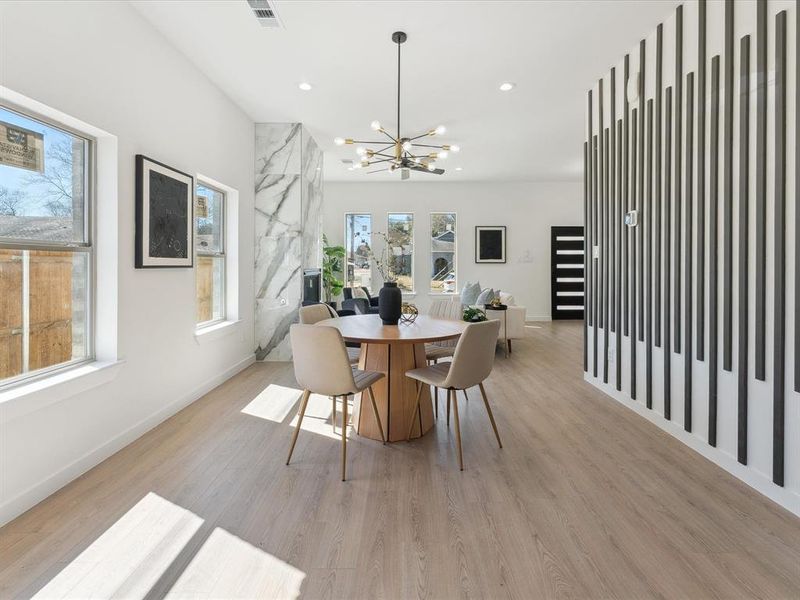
[475,288,496,306]
[459,281,481,306]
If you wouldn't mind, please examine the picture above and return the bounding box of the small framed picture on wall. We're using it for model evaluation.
[475,226,506,263]
[135,154,194,268]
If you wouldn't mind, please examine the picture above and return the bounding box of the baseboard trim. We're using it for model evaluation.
[585,375,800,518]
[0,354,256,527]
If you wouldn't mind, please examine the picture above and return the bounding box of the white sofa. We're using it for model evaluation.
[447,291,527,353]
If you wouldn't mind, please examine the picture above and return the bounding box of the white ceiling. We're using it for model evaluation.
[131,0,679,183]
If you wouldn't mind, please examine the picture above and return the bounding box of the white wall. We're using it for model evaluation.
[324,182,583,319]
[0,1,255,525]
[586,0,799,516]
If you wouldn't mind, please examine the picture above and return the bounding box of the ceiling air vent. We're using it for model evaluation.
[247,0,282,28]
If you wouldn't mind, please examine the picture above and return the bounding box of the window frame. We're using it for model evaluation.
[0,100,96,390]
[387,211,415,294]
[343,212,373,293]
[429,211,457,295]
[194,180,226,330]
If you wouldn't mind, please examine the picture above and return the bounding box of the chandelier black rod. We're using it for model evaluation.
[397,33,401,141]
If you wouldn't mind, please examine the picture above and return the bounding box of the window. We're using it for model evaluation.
[344,213,372,292]
[387,213,414,292]
[0,104,93,387]
[430,212,457,293]
[195,183,225,327]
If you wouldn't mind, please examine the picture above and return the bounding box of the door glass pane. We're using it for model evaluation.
[344,214,372,292]
[197,255,224,324]
[195,184,223,254]
[430,213,456,293]
[0,106,88,243]
[388,213,413,292]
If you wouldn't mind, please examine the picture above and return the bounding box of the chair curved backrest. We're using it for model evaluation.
[429,299,462,348]
[299,303,336,325]
[443,319,500,389]
[290,324,355,396]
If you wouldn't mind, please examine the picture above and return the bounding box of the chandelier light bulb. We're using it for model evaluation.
[334,137,345,146]
[439,151,449,159]
[356,146,367,156]
[450,145,460,153]
[427,163,436,171]
[435,125,446,135]
[370,120,382,131]
[402,141,413,152]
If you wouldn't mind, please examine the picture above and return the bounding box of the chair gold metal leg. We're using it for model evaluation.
[286,389,311,465]
[366,386,386,444]
[450,389,464,471]
[406,382,424,441]
[478,382,503,448]
[341,394,348,481]
[331,395,336,433]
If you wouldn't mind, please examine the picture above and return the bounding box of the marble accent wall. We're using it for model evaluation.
[254,123,323,361]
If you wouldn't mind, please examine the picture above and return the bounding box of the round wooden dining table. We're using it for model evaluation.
[318,314,467,442]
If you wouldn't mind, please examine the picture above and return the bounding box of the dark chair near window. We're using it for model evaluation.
[342,287,380,315]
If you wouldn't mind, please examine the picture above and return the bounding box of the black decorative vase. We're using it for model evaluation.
[378,281,402,325]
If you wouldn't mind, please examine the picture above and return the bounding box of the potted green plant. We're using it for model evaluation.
[462,306,488,323]
[322,234,345,306]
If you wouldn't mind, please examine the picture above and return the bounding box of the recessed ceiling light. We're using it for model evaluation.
[298,82,312,91]
[455,167,463,171]
[499,82,515,92]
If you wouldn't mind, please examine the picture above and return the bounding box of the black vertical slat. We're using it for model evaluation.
[599,79,604,331]
[722,0,734,371]
[646,98,654,409]
[624,54,631,339]
[610,68,616,335]
[738,36,750,465]
[631,106,639,400]
[604,127,610,384]
[685,72,695,432]
[616,118,623,390]
[674,5,683,352]
[697,0,707,361]
[593,135,599,378]
[665,87,673,420]
[796,5,800,394]
[638,40,646,342]
[655,23,663,348]
[754,0,766,380]
[709,55,720,447]
[587,91,593,329]
[583,140,589,371]
[772,11,786,487]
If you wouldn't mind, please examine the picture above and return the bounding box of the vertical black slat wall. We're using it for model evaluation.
[655,24,663,348]
[697,0,707,361]
[685,71,695,433]
[610,68,617,336]
[599,80,605,332]
[583,141,589,372]
[616,118,623,391]
[631,106,639,400]
[604,128,610,383]
[551,227,586,321]
[646,98,654,409]
[587,91,593,330]
[624,54,631,339]
[709,55,720,448]
[638,40,646,343]
[796,4,800,395]
[664,86,673,420]
[772,10,787,487]
[723,0,735,371]
[674,6,684,353]
[754,0,767,380]
[738,36,751,465]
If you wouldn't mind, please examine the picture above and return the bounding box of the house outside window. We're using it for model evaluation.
[430,212,456,293]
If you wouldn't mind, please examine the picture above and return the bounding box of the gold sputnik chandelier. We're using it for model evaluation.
[334,31,460,180]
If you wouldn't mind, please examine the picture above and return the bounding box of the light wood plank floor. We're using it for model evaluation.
[1,322,799,599]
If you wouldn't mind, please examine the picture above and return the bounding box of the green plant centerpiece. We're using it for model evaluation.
[463,306,488,323]
[322,234,345,304]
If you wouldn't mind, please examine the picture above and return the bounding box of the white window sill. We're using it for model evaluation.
[0,359,125,424]
[194,319,242,344]
[428,292,460,297]
[401,292,416,297]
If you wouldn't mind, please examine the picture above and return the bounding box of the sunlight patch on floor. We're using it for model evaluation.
[164,527,305,599]
[33,492,203,599]
[289,393,351,441]
[241,384,304,423]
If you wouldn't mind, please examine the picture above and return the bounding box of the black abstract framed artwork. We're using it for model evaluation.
[135,155,194,268]
[475,226,506,263]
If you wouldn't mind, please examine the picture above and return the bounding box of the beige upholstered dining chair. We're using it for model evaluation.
[298,303,360,364]
[426,299,466,417]
[405,319,502,470]
[286,324,386,481]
